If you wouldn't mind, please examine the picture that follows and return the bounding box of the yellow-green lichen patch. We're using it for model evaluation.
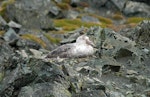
[0,30,5,36]
[21,34,46,48]
[56,3,71,10]
[126,17,150,24]
[89,14,113,24]
[62,0,71,4]
[54,19,104,31]
[79,2,89,7]
[112,14,124,20]
[50,30,67,34]
[0,0,15,16]
[43,33,61,44]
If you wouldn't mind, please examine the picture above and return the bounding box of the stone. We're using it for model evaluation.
[8,21,22,28]
[18,83,71,97]
[0,15,7,25]
[123,1,150,17]
[81,15,100,24]
[3,28,19,42]
[7,0,54,29]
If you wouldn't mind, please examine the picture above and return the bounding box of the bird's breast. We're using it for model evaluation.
[72,44,94,56]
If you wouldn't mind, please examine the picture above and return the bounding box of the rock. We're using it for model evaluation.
[16,39,41,50]
[7,0,54,29]
[60,27,87,44]
[0,25,150,97]
[126,69,138,75]
[80,0,107,8]
[0,58,36,97]
[109,91,125,97]
[131,0,150,5]
[0,15,7,25]
[70,0,80,7]
[18,83,71,97]
[3,28,19,42]
[109,0,127,11]
[29,48,43,59]
[0,43,14,65]
[74,90,107,97]
[101,57,121,73]
[132,20,150,47]
[8,21,22,28]
[75,59,103,77]
[49,5,61,16]
[123,1,150,17]
[66,10,79,19]
[81,15,100,24]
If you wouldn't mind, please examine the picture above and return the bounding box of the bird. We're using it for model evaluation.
[46,35,95,58]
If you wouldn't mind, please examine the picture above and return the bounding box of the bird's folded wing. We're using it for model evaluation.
[46,44,75,58]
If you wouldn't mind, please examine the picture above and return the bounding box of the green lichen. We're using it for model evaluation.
[0,0,15,17]
[0,30,5,36]
[56,3,70,10]
[21,34,46,48]
[89,14,113,24]
[43,33,61,44]
[54,19,104,31]
[62,0,71,4]
[126,17,150,24]
[0,72,4,82]
[112,14,124,20]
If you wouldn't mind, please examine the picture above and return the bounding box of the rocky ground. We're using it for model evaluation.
[0,0,150,97]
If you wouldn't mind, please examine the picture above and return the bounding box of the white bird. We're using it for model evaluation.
[46,35,95,58]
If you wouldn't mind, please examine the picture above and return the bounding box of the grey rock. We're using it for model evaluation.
[16,39,41,49]
[7,0,54,29]
[74,90,107,97]
[18,83,71,97]
[109,91,125,97]
[0,43,14,65]
[81,0,107,8]
[0,15,7,25]
[66,10,79,19]
[132,20,150,47]
[0,24,150,97]
[131,0,150,5]
[54,0,62,3]
[49,5,61,16]
[123,1,150,17]
[0,58,36,97]
[60,27,87,44]
[8,21,22,28]
[3,28,19,42]
[81,15,100,24]
[70,0,80,7]
[110,0,127,11]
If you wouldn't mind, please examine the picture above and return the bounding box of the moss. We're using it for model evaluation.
[0,30,5,36]
[0,0,15,21]
[54,19,105,31]
[79,2,89,7]
[89,14,113,24]
[57,3,70,10]
[0,72,4,82]
[43,33,61,44]
[51,30,67,34]
[126,17,150,24]
[112,14,124,20]
[21,34,46,48]
[62,0,71,4]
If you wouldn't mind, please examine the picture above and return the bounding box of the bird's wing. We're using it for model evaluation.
[46,44,75,58]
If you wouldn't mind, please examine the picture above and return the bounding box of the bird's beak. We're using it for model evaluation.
[86,39,96,47]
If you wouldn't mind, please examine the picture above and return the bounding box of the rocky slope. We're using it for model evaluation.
[0,0,150,97]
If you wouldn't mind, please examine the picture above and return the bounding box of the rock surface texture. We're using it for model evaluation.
[0,0,150,97]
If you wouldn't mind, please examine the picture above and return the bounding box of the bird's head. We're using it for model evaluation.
[76,35,95,47]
